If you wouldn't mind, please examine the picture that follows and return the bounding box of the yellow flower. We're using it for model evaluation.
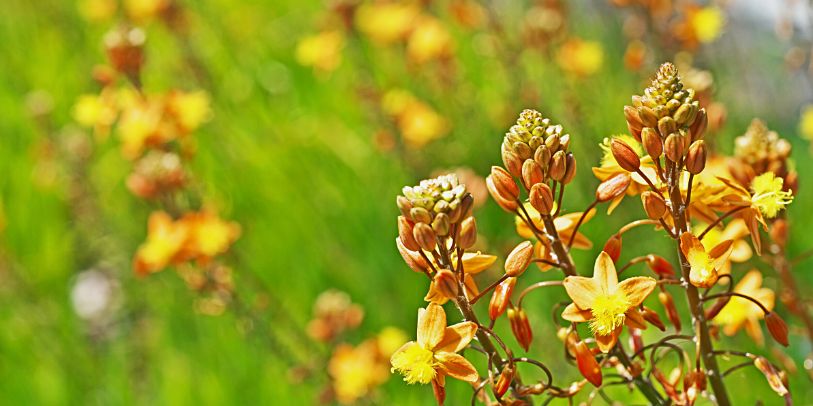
[561,252,656,352]
[134,211,189,276]
[691,219,752,277]
[689,6,724,43]
[750,172,793,219]
[799,105,813,141]
[714,270,774,345]
[556,38,604,77]
[167,90,212,133]
[391,303,478,387]
[295,30,345,73]
[382,89,449,148]
[679,232,733,288]
[73,93,118,137]
[118,97,166,159]
[355,3,420,44]
[78,0,117,22]
[329,340,389,404]
[182,211,241,259]
[124,0,166,21]
[407,17,453,64]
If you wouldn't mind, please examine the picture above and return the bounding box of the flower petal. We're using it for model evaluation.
[624,309,647,329]
[617,277,657,306]
[461,252,497,275]
[417,303,446,349]
[679,232,703,258]
[435,351,479,383]
[593,251,618,293]
[594,328,620,353]
[435,322,478,353]
[562,303,592,322]
[390,341,417,364]
[710,239,734,270]
[563,276,601,309]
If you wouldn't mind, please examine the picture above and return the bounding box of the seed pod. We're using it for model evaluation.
[641,191,667,220]
[502,149,523,178]
[603,234,622,263]
[664,133,683,162]
[508,307,533,351]
[765,312,789,347]
[549,150,567,181]
[413,222,437,251]
[611,139,641,172]
[573,338,602,387]
[521,159,543,189]
[641,127,662,159]
[433,269,459,301]
[685,140,707,175]
[505,241,533,277]
[645,254,674,277]
[396,237,428,273]
[689,108,708,142]
[659,291,681,332]
[410,207,432,224]
[529,183,554,215]
[431,212,450,237]
[637,105,659,128]
[398,216,420,251]
[489,277,517,320]
[458,217,477,249]
[642,307,666,331]
[562,153,577,184]
[596,173,631,203]
[490,166,519,201]
[396,195,413,219]
[486,175,519,212]
[658,116,677,137]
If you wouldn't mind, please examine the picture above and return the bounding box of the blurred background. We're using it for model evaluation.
[2,0,813,404]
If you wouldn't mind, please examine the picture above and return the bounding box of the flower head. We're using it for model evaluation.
[750,172,793,219]
[561,252,656,352]
[713,270,774,345]
[679,232,733,288]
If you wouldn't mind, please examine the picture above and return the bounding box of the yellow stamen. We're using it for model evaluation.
[750,172,793,218]
[391,344,436,384]
[589,291,630,335]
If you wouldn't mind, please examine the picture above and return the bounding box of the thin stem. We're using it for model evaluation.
[469,274,509,305]
[541,214,577,277]
[567,199,598,249]
[517,280,564,307]
[618,219,660,235]
[531,258,564,268]
[613,343,665,405]
[702,292,770,314]
[635,168,665,200]
[685,173,695,207]
[617,256,649,275]
[698,206,748,240]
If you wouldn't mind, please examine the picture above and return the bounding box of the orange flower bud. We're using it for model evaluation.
[659,291,681,332]
[652,367,680,403]
[611,138,641,172]
[486,174,519,212]
[562,153,577,184]
[396,195,413,218]
[549,150,567,181]
[596,173,630,203]
[458,217,477,249]
[641,191,667,220]
[505,241,533,277]
[664,133,683,162]
[398,216,420,251]
[521,159,543,189]
[646,254,674,277]
[396,237,428,273]
[689,108,708,142]
[410,207,432,224]
[533,145,551,168]
[431,212,451,237]
[685,140,707,175]
[502,149,523,178]
[642,307,666,331]
[489,277,517,320]
[641,127,662,159]
[603,234,623,263]
[508,307,533,351]
[413,222,437,251]
[658,116,677,138]
[529,183,553,215]
[704,296,730,321]
[624,105,643,128]
[493,365,515,398]
[637,105,659,128]
[489,166,519,201]
[629,327,644,354]
[105,26,146,87]
[770,219,789,248]
[754,356,789,397]
[765,312,790,347]
[573,338,602,387]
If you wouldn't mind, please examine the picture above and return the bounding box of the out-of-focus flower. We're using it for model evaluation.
[679,232,733,288]
[181,210,241,261]
[556,38,604,77]
[561,252,656,352]
[799,105,813,143]
[166,90,212,132]
[330,340,390,404]
[295,30,345,73]
[355,3,420,45]
[134,211,190,276]
[713,270,774,345]
[624,40,647,71]
[126,150,186,199]
[124,0,168,22]
[382,89,449,148]
[308,290,365,342]
[407,16,453,64]
[78,0,117,22]
[449,0,486,29]
[117,97,167,159]
[73,92,118,138]
[691,219,751,277]
[748,173,794,220]
[71,270,121,321]
[688,6,724,43]
[522,2,566,49]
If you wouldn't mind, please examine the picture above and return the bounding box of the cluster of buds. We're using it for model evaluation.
[307,290,365,343]
[730,119,797,192]
[398,174,474,252]
[501,109,575,189]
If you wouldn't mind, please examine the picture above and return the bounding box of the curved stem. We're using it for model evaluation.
[567,199,598,249]
[698,206,747,240]
[517,280,563,307]
[702,292,770,314]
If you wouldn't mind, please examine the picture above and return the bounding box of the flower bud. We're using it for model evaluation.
[458,217,477,249]
[659,291,681,332]
[658,116,677,138]
[562,153,577,184]
[689,108,708,142]
[508,307,533,351]
[596,173,631,203]
[641,127,662,159]
[705,296,730,321]
[684,369,706,405]
[645,254,674,277]
[502,149,523,178]
[487,174,519,212]
[637,106,659,128]
[457,193,474,222]
[490,166,519,200]
[505,241,533,277]
[641,191,667,220]
[545,133,561,152]
[765,312,789,347]
[521,159,543,189]
[410,207,432,225]
[603,234,623,263]
[642,307,666,331]
[431,212,450,237]
[533,145,551,168]
[754,356,789,396]
[489,277,517,320]
[770,219,789,248]
[630,327,644,355]
[529,183,553,215]
[674,103,696,126]
[398,216,420,251]
[396,195,413,219]
[664,133,683,162]
[105,26,146,87]
[413,222,437,251]
[493,366,515,398]
[611,139,641,172]
[574,339,602,387]
[433,269,459,301]
[685,140,707,175]
[549,150,567,181]
[396,237,428,273]
[624,105,643,128]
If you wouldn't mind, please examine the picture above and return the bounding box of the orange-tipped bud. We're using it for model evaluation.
[398,216,420,251]
[641,191,667,220]
[685,140,707,175]
[493,365,515,398]
[603,234,623,263]
[689,109,708,142]
[458,217,477,249]
[642,127,663,159]
[596,173,631,202]
[659,291,681,332]
[396,237,428,273]
[562,153,577,184]
[487,175,519,212]
[505,241,533,277]
[413,222,437,251]
[489,277,517,320]
[574,339,603,387]
[765,312,790,347]
[611,138,641,172]
[529,183,554,215]
[642,307,666,331]
[550,150,567,181]
[502,149,523,178]
[664,133,683,162]
[646,254,674,277]
[490,166,519,200]
[705,296,730,321]
[521,159,543,189]
[754,356,790,397]
[508,307,533,351]
[396,195,413,218]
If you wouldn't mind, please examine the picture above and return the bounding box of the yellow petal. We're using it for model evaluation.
[593,251,618,293]
[461,252,497,275]
[561,303,592,322]
[417,303,446,349]
[709,239,734,271]
[563,276,601,309]
[617,277,657,306]
[435,352,479,383]
[435,322,478,353]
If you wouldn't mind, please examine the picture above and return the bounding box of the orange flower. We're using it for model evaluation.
[133,211,189,275]
[691,219,751,277]
[713,270,774,346]
[181,210,241,260]
[561,252,656,352]
[391,303,478,394]
[679,232,733,288]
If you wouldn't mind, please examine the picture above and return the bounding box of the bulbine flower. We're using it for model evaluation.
[391,303,478,401]
[561,252,656,352]
[679,232,733,288]
[713,270,775,346]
